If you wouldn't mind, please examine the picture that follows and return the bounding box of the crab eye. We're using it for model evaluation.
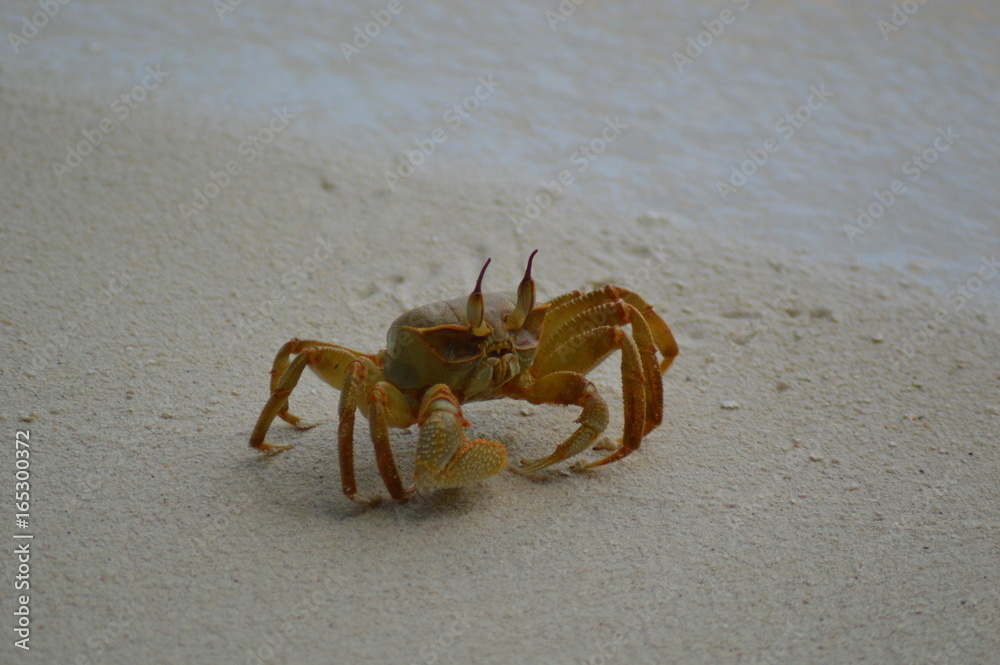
[467,258,492,337]
[504,249,538,330]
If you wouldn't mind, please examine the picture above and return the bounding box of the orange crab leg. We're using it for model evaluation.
[511,315,651,470]
[540,285,677,373]
[336,359,379,504]
[506,370,611,472]
[250,339,372,452]
[267,338,371,427]
[614,288,679,373]
[537,301,662,435]
[367,382,414,502]
[249,349,312,455]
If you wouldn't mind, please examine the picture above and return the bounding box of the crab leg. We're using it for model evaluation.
[336,358,383,504]
[615,288,679,373]
[540,286,678,373]
[338,362,418,504]
[367,381,416,502]
[249,348,313,454]
[543,289,585,312]
[513,310,654,470]
[508,371,611,472]
[250,339,370,452]
[413,385,507,491]
[541,301,662,435]
[537,289,606,350]
[267,338,370,427]
[579,330,647,468]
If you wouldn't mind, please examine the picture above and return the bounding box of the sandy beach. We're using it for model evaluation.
[1,1,999,664]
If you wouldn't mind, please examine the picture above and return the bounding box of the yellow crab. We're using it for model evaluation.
[249,250,678,504]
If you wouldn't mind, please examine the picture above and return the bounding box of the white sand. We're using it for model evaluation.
[2,2,999,664]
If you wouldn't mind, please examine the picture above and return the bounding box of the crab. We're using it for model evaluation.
[249,250,678,504]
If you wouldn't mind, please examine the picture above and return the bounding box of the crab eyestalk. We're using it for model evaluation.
[504,249,538,330]
[467,258,492,337]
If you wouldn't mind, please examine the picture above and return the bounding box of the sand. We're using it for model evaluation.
[2,2,999,664]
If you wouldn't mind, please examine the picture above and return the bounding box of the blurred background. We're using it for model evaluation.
[5,0,998,295]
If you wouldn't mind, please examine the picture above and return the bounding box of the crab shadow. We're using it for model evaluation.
[236,434,489,522]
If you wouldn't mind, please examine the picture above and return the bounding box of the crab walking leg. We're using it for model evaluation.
[548,290,586,314]
[614,289,679,373]
[537,287,640,355]
[249,349,314,454]
[335,359,378,504]
[367,382,416,502]
[537,289,605,350]
[268,338,366,427]
[567,328,648,470]
[251,341,370,453]
[568,301,663,436]
[539,286,678,373]
[413,385,507,491]
[512,371,611,472]
[618,303,662,433]
[518,323,648,470]
[536,302,662,435]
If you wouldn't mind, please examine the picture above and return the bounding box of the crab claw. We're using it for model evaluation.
[504,249,538,330]
[467,258,492,337]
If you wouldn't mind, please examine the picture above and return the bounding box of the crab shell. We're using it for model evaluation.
[382,291,549,401]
